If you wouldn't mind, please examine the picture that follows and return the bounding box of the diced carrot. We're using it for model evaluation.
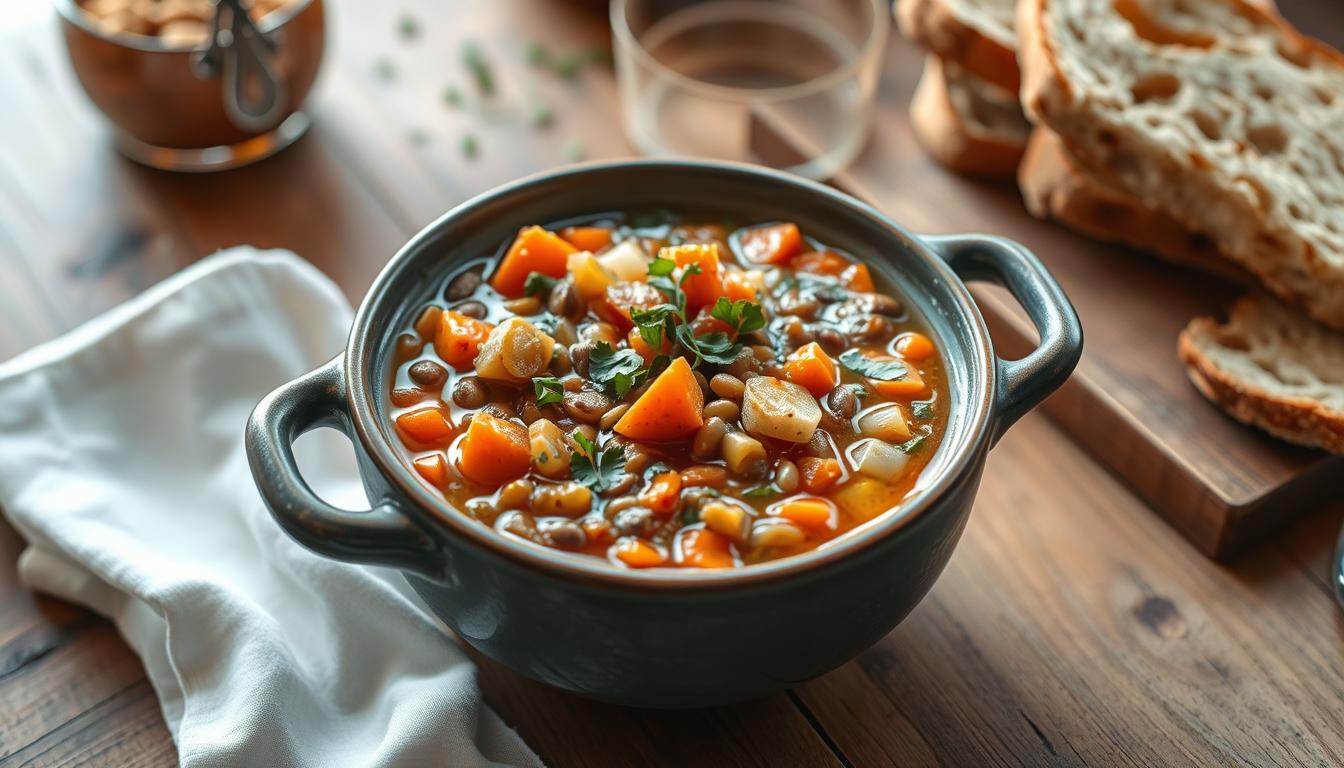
[613,357,705,441]
[797,457,842,494]
[612,537,665,568]
[627,327,672,365]
[691,310,736,338]
[396,407,456,448]
[559,226,614,252]
[723,270,758,302]
[434,310,495,371]
[664,243,726,316]
[770,497,837,533]
[581,517,615,547]
[491,226,577,298]
[597,280,664,331]
[871,367,926,398]
[841,263,876,292]
[456,412,531,488]
[783,342,838,398]
[740,223,804,265]
[896,331,937,361]
[413,453,450,487]
[639,471,683,518]
[678,528,735,568]
[791,250,850,277]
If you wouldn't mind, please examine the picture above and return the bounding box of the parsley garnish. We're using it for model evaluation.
[523,271,558,297]
[743,483,781,498]
[675,325,739,368]
[838,350,908,381]
[898,426,933,454]
[911,399,935,419]
[533,376,564,407]
[587,342,646,397]
[709,297,765,336]
[629,303,679,350]
[462,41,495,96]
[569,431,627,492]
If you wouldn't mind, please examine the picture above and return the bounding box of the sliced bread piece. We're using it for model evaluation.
[1180,294,1344,453]
[1018,0,1344,330]
[896,0,1020,92]
[911,56,1030,178]
[1019,127,1251,281]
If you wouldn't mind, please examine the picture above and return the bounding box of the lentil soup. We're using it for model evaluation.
[387,213,948,569]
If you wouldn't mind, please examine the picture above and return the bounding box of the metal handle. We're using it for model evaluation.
[245,356,442,578]
[926,234,1083,442]
[193,0,287,131]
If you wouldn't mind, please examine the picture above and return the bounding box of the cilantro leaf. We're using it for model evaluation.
[629,303,679,350]
[911,399,935,419]
[533,376,564,407]
[523,272,558,297]
[587,342,646,397]
[569,431,627,492]
[675,325,739,368]
[647,257,676,277]
[898,427,933,455]
[839,349,908,381]
[709,297,765,335]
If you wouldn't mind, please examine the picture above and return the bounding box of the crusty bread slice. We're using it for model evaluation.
[897,0,1020,92]
[1018,0,1344,330]
[911,56,1030,178]
[1180,295,1344,453]
[1019,127,1251,281]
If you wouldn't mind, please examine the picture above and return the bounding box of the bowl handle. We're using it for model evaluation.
[245,356,442,579]
[925,234,1083,443]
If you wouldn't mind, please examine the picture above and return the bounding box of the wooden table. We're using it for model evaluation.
[3,2,1343,765]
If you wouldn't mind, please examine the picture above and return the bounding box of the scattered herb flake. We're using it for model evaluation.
[743,483,781,498]
[373,57,396,82]
[587,342,646,397]
[911,399,935,419]
[461,133,479,160]
[563,139,587,163]
[898,427,933,454]
[838,349,908,381]
[533,377,564,407]
[397,14,419,41]
[442,86,463,108]
[523,271,558,297]
[462,41,495,96]
[570,431,627,492]
[530,98,555,128]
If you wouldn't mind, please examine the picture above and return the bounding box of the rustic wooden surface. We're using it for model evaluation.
[2,1,1343,766]
[830,7,1344,560]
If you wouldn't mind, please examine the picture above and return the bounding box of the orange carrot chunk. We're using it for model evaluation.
[791,250,851,277]
[723,271,759,302]
[664,243,726,316]
[559,225,614,253]
[396,408,456,448]
[613,357,705,441]
[770,497,837,533]
[612,537,666,568]
[871,367,926,398]
[435,310,495,371]
[413,453,450,487]
[896,332,936,361]
[639,471,683,518]
[491,226,577,298]
[457,412,531,488]
[783,342,838,398]
[740,223,804,265]
[797,457,842,494]
[841,263,876,292]
[679,528,735,568]
[597,281,664,331]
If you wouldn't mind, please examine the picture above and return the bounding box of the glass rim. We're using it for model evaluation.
[609,0,890,103]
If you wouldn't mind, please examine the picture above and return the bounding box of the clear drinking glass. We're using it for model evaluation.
[611,0,888,180]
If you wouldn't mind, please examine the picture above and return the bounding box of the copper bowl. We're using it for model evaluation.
[55,0,325,171]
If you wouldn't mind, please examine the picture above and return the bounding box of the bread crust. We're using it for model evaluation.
[911,57,1027,178]
[1018,0,1344,331]
[897,0,1021,92]
[1018,128,1251,282]
[1179,298,1344,454]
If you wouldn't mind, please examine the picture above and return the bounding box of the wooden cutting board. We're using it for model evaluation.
[823,42,1343,560]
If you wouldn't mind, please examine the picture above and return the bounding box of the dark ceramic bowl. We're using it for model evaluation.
[247,160,1082,708]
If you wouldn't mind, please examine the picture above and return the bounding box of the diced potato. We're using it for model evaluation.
[740,376,822,443]
[566,251,616,301]
[596,240,651,282]
[700,500,751,543]
[748,519,806,550]
[846,438,910,480]
[832,477,903,523]
[857,404,912,442]
[474,317,556,382]
[529,419,570,478]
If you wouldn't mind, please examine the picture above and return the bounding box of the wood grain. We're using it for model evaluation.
[1,0,1343,766]
[832,0,1344,559]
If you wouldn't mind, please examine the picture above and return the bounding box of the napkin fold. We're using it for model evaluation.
[0,249,541,768]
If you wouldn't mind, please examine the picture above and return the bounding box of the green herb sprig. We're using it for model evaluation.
[569,431,627,492]
[533,377,564,407]
[838,350,908,381]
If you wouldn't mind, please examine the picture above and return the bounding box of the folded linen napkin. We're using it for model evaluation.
[0,249,541,768]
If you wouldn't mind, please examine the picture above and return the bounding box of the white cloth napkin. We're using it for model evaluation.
[0,249,542,768]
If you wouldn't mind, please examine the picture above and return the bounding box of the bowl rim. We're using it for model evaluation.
[345,158,999,590]
[53,0,316,52]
